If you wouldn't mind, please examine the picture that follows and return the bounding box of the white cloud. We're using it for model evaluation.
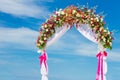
[0,27,38,51]
[0,0,51,18]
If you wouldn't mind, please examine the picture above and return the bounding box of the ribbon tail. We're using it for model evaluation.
[39,50,48,80]
[44,51,48,72]
[101,55,103,80]
[41,75,48,80]
[96,52,101,80]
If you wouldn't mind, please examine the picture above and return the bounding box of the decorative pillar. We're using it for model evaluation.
[96,43,107,80]
[39,50,48,80]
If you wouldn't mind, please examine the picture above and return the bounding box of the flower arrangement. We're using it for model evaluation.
[36,5,113,50]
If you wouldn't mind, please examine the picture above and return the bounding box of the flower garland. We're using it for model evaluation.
[36,5,113,50]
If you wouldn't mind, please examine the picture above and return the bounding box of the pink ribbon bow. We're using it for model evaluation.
[96,51,107,80]
[39,50,48,71]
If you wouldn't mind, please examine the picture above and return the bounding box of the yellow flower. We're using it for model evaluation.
[104,29,107,32]
[72,10,76,14]
[101,36,104,39]
[110,42,112,46]
[103,38,106,42]
[37,43,40,46]
[39,40,44,43]
[61,11,65,15]
[76,13,81,17]
[96,17,99,22]
[91,18,93,20]
[99,27,103,31]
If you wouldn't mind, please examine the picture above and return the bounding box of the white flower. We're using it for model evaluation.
[41,26,44,29]
[108,31,110,34]
[96,17,99,22]
[110,42,112,46]
[39,40,44,43]
[44,37,47,40]
[61,11,65,15]
[55,9,62,15]
[44,25,47,28]
[44,34,46,36]
[46,29,48,32]
[53,14,57,17]
[104,29,107,32]
[100,18,103,22]
[87,9,90,12]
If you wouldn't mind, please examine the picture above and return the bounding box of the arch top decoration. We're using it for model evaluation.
[36,5,113,80]
[36,5,113,50]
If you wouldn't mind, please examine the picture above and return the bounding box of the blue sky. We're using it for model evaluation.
[0,0,120,80]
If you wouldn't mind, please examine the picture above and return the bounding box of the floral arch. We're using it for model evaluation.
[36,5,113,80]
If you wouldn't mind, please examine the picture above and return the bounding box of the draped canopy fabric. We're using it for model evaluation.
[46,25,70,48]
[46,24,99,49]
[77,24,98,43]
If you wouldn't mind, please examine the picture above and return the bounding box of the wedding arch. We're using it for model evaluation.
[36,5,113,80]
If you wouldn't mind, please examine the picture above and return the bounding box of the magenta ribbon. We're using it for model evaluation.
[96,51,107,80]
[39,50,48,71]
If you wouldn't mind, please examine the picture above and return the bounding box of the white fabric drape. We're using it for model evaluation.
[77,24,98,43]
[41,62,48,80]
[103,57,107,80]
[46,25,70,47]
[41,62,48,75]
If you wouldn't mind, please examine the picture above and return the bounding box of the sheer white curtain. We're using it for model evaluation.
[46,25,70,47]
[77,24,98,43]
[37,24,70,53]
